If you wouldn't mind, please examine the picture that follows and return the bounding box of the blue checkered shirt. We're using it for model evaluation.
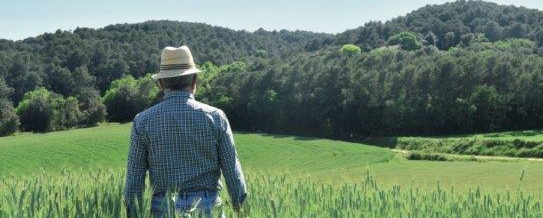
[124,90,247,209]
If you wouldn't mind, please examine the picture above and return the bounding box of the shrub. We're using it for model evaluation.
[406,151,448,161]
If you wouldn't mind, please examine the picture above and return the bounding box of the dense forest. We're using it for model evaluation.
[1,0,543,138]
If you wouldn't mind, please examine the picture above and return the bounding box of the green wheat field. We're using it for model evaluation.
[1,123,543,217]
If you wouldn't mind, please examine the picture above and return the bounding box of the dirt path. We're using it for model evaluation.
[392,149,543,162]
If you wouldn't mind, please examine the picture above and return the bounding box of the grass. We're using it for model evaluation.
[425,129,543,141]
[0,123,393,176]
[1,123,543,190]
[1,170,541,218]
[364,129,543,158]
[1,123,543,217]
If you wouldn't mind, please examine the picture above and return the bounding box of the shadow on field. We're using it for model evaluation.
[360,137,398,148]
[256,132,325,141]
[293,136,317,141]
[260,133,290,139]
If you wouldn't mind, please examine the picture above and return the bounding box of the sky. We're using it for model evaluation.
[1,0,542,41]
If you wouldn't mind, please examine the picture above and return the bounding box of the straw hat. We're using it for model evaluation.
[152,45,201,81]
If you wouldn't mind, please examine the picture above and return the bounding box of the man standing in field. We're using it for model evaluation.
[124,46,247,217]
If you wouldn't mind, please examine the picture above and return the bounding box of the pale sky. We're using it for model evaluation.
[1,0,542,40]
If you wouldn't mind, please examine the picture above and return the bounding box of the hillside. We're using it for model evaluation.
[0,123,393,177]
[1,123,542,190]
[2,1,543,139]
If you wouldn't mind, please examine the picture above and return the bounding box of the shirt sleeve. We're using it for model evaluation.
[124,118,149,213]
[216,110,247,209]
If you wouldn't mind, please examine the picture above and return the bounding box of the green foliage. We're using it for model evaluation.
[338,1,543,50]
[76,88,107,126]
[493,38,536,52]
[201,44,543,137]
[2,1,543,137]
[469,85,503,130]
[340,44,362,55]
[387,32,422,51]
[406,151,448,161]
[102,75,159,122]
[0,99,19,136]
[534,29,543,46]
[0,78,13,99]
[394,137,543,158]
[15,87,82,132]
[0,78,19,136]
[423,31,437,46]
[16,88,57,132]
[483,21,503,42]
[59,96,82,128]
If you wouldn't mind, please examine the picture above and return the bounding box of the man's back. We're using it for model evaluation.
[124,90,247,215]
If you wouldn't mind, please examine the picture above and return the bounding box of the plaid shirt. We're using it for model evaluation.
[124,90,247,210]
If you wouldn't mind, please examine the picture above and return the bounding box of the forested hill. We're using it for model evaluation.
[338,0,543,50]
[0,21,332,98]
[2,0,543,138]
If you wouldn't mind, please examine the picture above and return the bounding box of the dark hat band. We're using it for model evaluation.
[160,63,194,71]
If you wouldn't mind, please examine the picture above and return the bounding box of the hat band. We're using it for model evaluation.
[160,63,194,71]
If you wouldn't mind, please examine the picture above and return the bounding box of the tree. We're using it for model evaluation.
[45,64,74,96]
[76,88,106,126]
[483,21,502,42]
[16,88,56,132]
[469,85,503,130]
[2,1,543,137]
[387,32,422,51]
[0,78,12,99]
[443,32,456,49]
[16,87,81,132]
[56,96,82,129]
[506,22,527,39]
[0,99,19,136]
[534,29,543,46]
[340,44,362,55]
[103,75,158,122]
[0,78,19,135]
[423,31,437,46]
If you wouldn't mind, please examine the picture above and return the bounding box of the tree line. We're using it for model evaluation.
[203,38,543,137]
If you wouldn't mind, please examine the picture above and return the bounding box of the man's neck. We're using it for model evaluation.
[164,88,194,95]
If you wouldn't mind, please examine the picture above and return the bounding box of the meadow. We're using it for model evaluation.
[1,123,543,217]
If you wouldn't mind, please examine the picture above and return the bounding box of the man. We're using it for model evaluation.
[124,46,247,217]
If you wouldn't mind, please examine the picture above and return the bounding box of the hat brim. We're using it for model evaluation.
[151,68,201,81]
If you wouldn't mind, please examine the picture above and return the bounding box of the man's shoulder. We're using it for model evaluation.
[189,99,225,116]
[132,102,162,124]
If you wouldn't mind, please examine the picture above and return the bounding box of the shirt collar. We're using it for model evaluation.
[164,90,195,100]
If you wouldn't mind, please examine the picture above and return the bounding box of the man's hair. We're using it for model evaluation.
[159,74,196,90]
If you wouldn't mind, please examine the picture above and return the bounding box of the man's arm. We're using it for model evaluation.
[124,120,149,215]
[216,110,247,211]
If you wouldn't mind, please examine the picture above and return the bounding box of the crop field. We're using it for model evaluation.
[1,123,543,217]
